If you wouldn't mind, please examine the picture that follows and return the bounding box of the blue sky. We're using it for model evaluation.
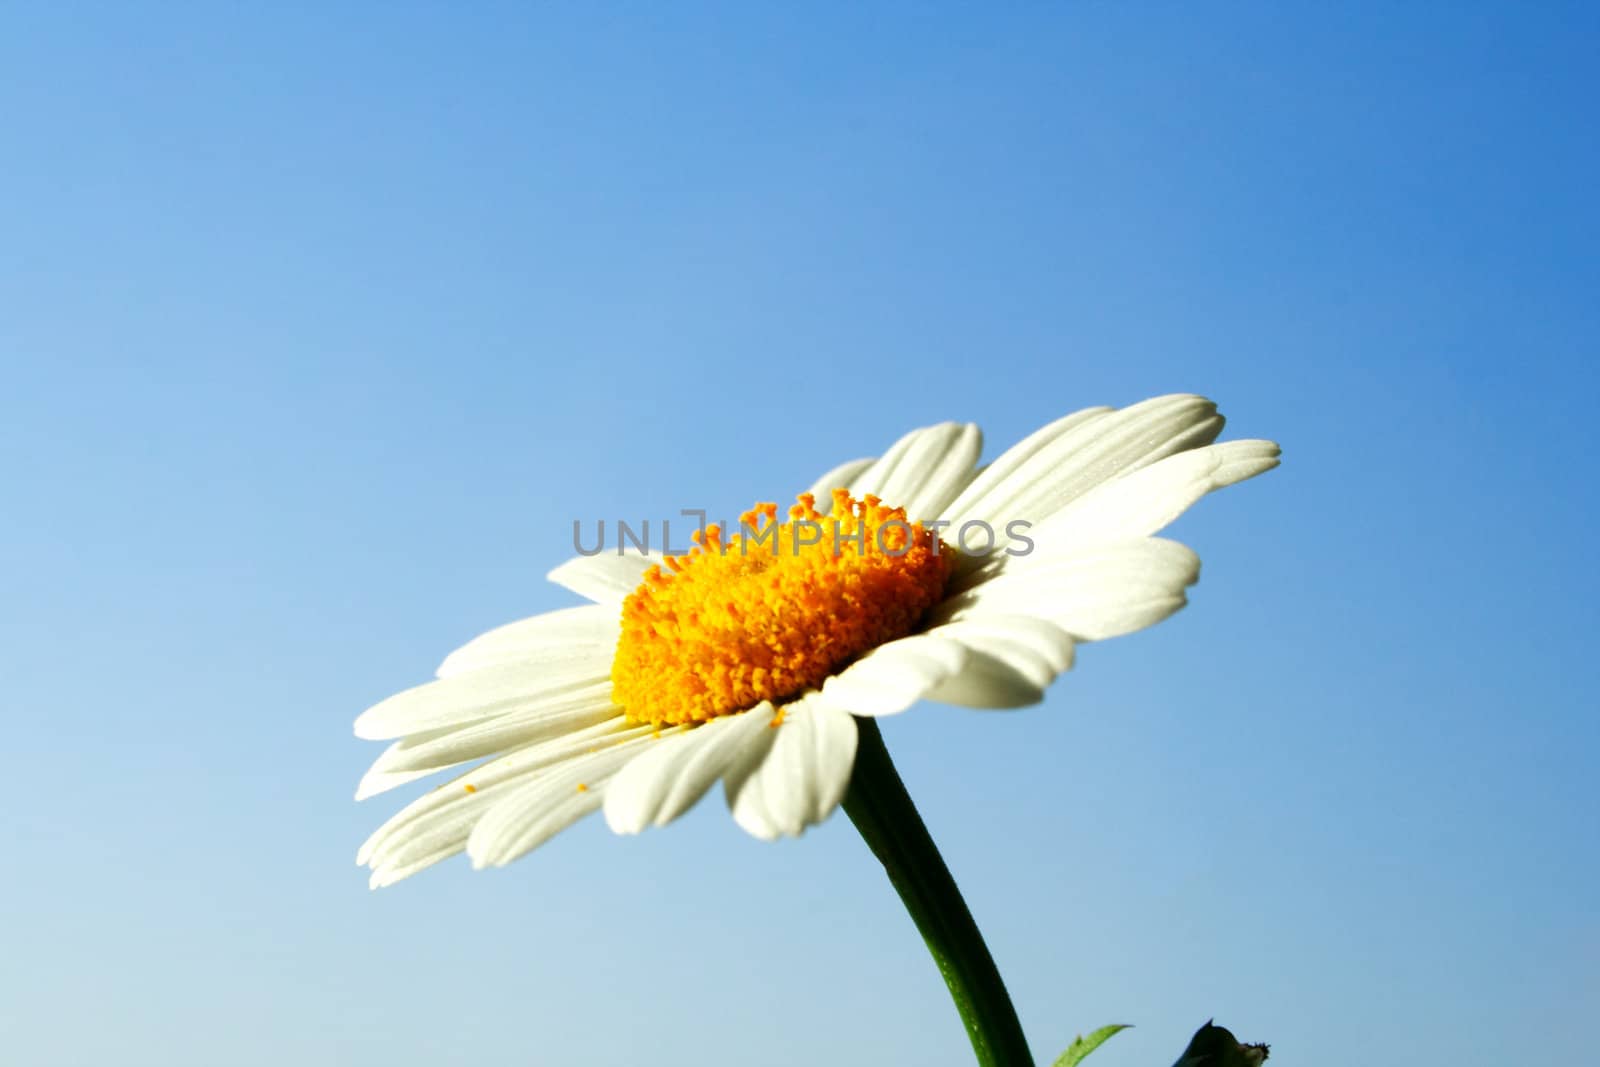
[2,3,1595,1065]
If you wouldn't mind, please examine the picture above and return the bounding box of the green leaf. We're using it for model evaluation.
[1171,1020,1270,1066]
[1051,1023,1131,1067]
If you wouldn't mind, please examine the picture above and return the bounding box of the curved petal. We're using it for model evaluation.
[723,695,858,841]
[603,702,778,834]
[466,728,685,869]
[353,764,441,804]
[360,718,648,887]
[546,550,654,605]
[953,438,1280,593]
[821,632,970,716]
[922,650,1046,708]
[847,425,931,499]
[356,681,619,793]
[851,422,983,521]
[354,654,613,741]
[886,422,984,521]
[807,456,877,512]
[942,395,1224,533]
[1025,438,1279,555]
[436,605,620,679]
[357,722,472,801]
[919,615,1076,708]
[931,537,1202,642]
[939,405,1112,522]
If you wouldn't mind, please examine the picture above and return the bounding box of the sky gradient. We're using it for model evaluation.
[3,4,1596,1065]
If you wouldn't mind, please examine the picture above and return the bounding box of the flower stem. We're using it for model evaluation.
[843,717,1035,1067]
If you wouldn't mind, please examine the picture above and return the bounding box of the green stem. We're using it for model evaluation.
[843,717,1035,1067]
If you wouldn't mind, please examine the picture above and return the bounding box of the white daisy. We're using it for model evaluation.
[355,394,1279,888]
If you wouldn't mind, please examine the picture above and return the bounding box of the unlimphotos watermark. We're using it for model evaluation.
[571,509,1034,559]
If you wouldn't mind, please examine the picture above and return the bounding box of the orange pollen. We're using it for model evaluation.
[610,490,954,726]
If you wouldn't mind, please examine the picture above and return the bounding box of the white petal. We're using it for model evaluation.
[356,720,468,801]
[940,405,1112,522]
[850,422,981,517]
[603,703,778,834]
[354,765,440,804]
[359,718,645,881]
[436,605,620,679]
[846,426,928,499]
[953,438,1280,592]
[882,422,984,521]
[467,729,681,868]
[821,632,970,716]
[942,395,1224,533]
[919,615,1076,708]
[353,655,612,741]
[922,654,1043,708]
[370,850,466,890]
[546,551,654,605]
[1026,438,1279,555]
[807,456,876,510]
[723,695,858,841]
[356,681,619,791]
[931,538,1202,642]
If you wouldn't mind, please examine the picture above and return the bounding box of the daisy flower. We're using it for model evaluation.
[354,394,1279,888]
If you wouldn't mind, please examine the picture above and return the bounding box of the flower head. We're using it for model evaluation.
[612,490,953,725]
[355,394,1278,887]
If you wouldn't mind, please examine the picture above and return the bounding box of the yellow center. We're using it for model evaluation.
[611,490,954,726]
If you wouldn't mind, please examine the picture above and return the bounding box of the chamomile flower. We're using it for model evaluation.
[355,394,1278,887]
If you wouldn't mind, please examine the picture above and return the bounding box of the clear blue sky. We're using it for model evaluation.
[3,4,1595,1065]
